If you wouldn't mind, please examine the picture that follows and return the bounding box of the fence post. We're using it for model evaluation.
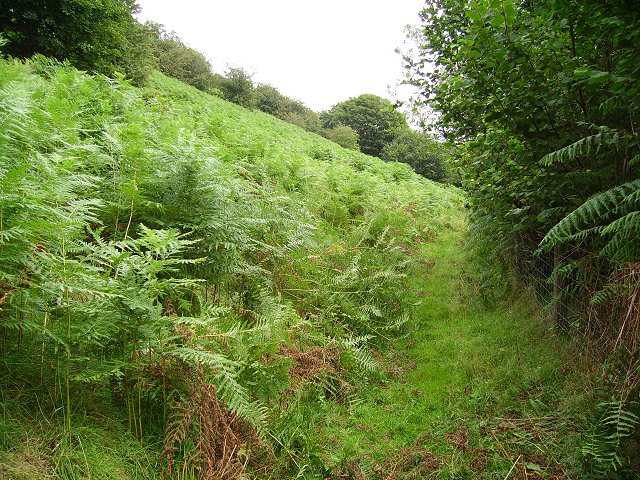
[553,244,568,331]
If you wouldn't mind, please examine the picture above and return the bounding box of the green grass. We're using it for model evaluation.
[0,58,600,480]
[0,57,461,479]
[317,215,591,479]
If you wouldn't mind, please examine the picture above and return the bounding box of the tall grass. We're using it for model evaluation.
[0,57,460,478]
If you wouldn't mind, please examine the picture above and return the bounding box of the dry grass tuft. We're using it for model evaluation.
[163,368,257,480]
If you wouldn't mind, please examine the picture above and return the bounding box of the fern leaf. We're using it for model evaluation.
[539,179,640,252]
[582,400,639,474]
[168,346,266,427]
[339,335,379,373]
[540,130,630,166]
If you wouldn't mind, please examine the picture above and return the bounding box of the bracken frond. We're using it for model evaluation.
[540,129,632,166]
[539,179,640,263]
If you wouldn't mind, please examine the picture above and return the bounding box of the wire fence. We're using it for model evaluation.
[525,247,637,366]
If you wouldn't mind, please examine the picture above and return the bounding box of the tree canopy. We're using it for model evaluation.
[324,125,360,151]
[323,94,408,158]
[217,66,256,108]
[0,0,139,76]
[255,83,323,132]
[150,26,216,92]
[405,0,639,262]
[382,130,449,182]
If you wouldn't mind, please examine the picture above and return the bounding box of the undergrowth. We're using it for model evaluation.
[0,56,461,479]
[316,223,637,479]
[1,54,622,480]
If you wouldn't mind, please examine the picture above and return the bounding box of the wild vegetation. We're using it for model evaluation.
[1,0,639,478]
[0,0,146,79]
[0,1,451,181]
[0,53,464,478]
[403,0,640,474]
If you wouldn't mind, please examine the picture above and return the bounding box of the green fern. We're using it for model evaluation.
[0,56,461,477]
[168,346,265,427]
[540,129,632,166]
[582,399,639,475]
[339,335,379,373]
[539,179,640,263]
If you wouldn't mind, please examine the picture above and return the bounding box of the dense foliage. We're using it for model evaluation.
[216,66,256,108]
[322,94,409,158]
[406,0,639,323]
[0,56,459,479]
[382,129,450,182]
[0,0,141,77]
[323,124,360,151]
[3,0,635,476]
[150,26,217,92]
[405,0,640,474]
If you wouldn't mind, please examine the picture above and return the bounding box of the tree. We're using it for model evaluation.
[323,94,408,157]
[404,0,639,260]
[323,125,360,151]
[254,83,322,132]
[282,110,323,133]
[254,83,290,116]
[151,26,216,92]
[0,0,139,76]
[119,21,158,85]
[382,130,448,181]
[217,66,256,108]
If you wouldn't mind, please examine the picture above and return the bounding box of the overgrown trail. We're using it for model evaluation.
[0,58,596,480]
[324,215,581,479]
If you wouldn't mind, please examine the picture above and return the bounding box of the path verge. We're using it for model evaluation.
[321,217,587,479]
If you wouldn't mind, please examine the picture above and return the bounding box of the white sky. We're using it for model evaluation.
[135,0,425,112]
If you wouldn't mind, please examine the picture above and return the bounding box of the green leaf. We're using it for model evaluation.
[465,8,481,24]
[503,2,517,23]
[587,70,609,84]
[574,67,591,78]
[491,15,505,27]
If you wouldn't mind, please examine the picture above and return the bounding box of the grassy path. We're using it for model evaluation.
[322,218,583,479]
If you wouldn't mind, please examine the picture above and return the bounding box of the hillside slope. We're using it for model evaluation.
[0,57,461,479]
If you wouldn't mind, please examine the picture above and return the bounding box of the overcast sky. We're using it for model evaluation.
[135,0,425,112]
